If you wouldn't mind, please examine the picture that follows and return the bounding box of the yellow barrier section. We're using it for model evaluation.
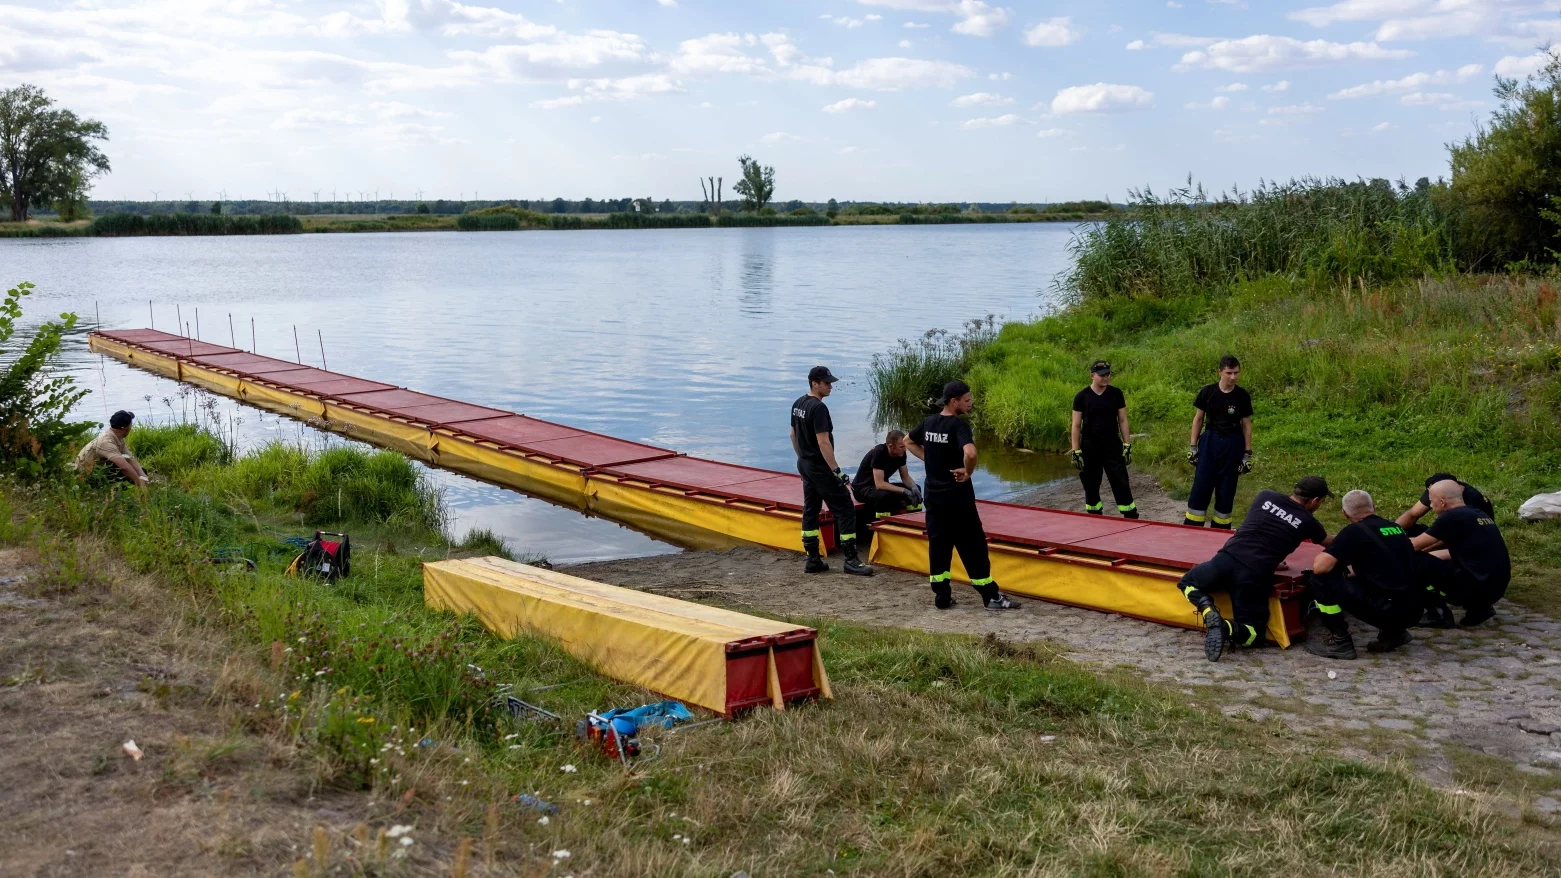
[588,476,803,552]
[424,557,831,714]
[871,526,1291,647]
[430,435,591,510]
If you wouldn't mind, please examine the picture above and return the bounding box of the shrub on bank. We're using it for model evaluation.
[716,213,830,227]
[92,212,303,236]
[456,212,522,231]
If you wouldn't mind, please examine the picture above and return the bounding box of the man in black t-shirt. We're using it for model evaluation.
[790,365,871,577]
[906,380,1020,612]
[1177,476,1331,662]
[1410,479,1510,627]
[1184,355,1254,530]
[1070,360,1138,519]
[1396,473,1495,535]
[851,430,921,558]
[1304,490,1421,660]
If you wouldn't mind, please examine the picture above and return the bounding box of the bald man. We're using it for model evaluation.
[1304,490,1421,660]
[1411,479,1510,627]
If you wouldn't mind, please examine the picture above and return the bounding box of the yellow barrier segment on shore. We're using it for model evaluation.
[424,557,831,715]
[870,525,1292,648]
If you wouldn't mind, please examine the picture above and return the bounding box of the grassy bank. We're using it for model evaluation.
[4,424,1553,873]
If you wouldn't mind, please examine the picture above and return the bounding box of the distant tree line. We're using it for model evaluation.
[69,198,1120,219]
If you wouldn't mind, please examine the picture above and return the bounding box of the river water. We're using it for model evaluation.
[3,224,1077,561]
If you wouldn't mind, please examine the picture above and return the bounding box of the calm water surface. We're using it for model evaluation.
[4,224,1076,561]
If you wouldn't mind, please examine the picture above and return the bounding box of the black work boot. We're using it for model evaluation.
[1366,629,1412,653]
[1121,508,1140,520]
[1086,507,1104,516]
[1306,629,1358,660]
[1415,602,1455,629]
[1184,589,1226,662]
[802,538,828,574]
[1460,605,1495,627]
[932,583,955,610]
[840,540,873,577]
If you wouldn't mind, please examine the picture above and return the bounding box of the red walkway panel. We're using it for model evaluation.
[334,388,449,414]
[446,415,585,447]
[521,434,676,468]
[602,457,784,491]
[141,339,239,358]
[394,401,513,427]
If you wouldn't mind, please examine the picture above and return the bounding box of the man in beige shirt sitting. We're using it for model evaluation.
[75,410,149,487]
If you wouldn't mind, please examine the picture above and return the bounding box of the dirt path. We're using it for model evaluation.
[0,545,363,876]
[570,545,1561,809]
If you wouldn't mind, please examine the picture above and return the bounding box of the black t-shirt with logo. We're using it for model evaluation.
[790,395,833,465]
[908,414,974,495]
[1194,383,1254,437]
[1073,385,1126,444]
[1419,481,1496,519]
[1427,505,1511,592]
[1322,514,1416,597]
[1220,489,1328,575]
[852,443,907,496]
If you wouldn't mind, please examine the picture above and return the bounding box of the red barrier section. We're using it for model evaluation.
[446,415,584,447]
[520,434,676,469]
[603,457,786,491]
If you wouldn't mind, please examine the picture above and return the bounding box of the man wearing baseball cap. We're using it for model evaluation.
[790,366,871,576]
[905,380,1020,611]
[74,410,150,487]
[1177,475,1333,661]
[1069,359,1137,519]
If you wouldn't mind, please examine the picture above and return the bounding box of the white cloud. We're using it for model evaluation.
[857,0,1010,37]
[823,97,878,112]
[899,39,914,47]
[1269,102,1324,115]
[810,57,976,89]
[1262,80,1291,91]
[1125,39,1146,50]
[1328,64,1483,99]
[1035,127,1072,137]
[529,73,683,108]
[1023,17,1081,47]
[904,21,931,28]
[272,108,361,129]
[1217,82,1249,92]
[760,131,801,143]
[989,71,1013,80]
[1495,51,1552,78]
[668,33,771,76]
[951,91,1013,106]
[1372,121,1395,132]
[369,101,451,119]
[867,14,884,21]
[1289,1,1509,42]
[1400,91,1484,110]
[658,0,678,6]
[1050,82,1154,114]
[1175,35,1412,73]
[823,15,867,28]
[961,113,1021,128]
[1185,95,1231,109]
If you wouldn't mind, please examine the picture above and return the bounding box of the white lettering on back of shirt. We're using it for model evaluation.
[1261,499,1301,528]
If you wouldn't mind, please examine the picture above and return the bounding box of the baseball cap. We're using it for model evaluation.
[938,379,972,404]
[1090,359,1112,376]
[1294,475,1334,499]
[109,410,135,430]
[808,365,839,385]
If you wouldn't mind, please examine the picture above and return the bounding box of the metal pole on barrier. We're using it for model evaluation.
[195,307,201,340]
[229,313,235,348]
[176,304,183,336]
[251,318,256,353]
[293,325,301,363]
[149,300,154,330]
[186,323,193,357]
[317,330,327,371]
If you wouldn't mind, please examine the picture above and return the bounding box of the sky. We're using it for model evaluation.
[3,0,1558,203]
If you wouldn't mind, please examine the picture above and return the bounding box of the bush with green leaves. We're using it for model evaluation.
[0,281,90,479]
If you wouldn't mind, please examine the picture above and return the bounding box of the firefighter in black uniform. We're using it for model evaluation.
[905,380,1020,611]
[1395,472,1495,534]
[1304,489,1421,660]
[851,429,922,559]
[1070,359,1138,518]
[1178,476,1332,661]
[790,366,872,576]
[1184,355,1254,529]
[1410,479,1510,628]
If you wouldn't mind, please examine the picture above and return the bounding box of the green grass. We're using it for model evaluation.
[5,427,1557,872]
[91,212,303,236]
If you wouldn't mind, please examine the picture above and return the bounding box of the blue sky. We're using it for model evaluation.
[3,0,1556,202]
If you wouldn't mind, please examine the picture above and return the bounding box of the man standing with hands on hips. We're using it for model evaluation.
[906,380,1021,612]
[790,366,872,577]
[1070,359,1138,519]
[1184,355,1254,530]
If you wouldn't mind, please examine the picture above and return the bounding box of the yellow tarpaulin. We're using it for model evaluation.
[423,557,831,714]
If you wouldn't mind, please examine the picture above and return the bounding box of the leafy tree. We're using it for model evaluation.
[1447,50,1561,267]
[52,167,91,221]
[826,197,839,218]
[0,85,110,221]
[733,154,775,212]
[0,281,90,479]
[660,198,673,213]
[550,197,567,214]
[210,201,222,215]
[416,202,431,214]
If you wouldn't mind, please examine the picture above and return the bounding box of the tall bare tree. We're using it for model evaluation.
[0,85,109,222]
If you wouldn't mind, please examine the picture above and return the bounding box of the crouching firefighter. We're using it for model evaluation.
[1303,490,1420,660]
[1178,476,1332,661]
[906,381,1020,611]
[851,429,922,559]
[790,365,871,576]
[1184,355,1253,529]
[1070,359,1138,519]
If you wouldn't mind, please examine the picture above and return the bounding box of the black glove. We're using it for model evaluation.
[1238,451,1253,475]
[1069,449,1084,471]
[834,468,850,486]
[904,486,923,509]
[1186,444,1199,466]
[1122,442,1132,466]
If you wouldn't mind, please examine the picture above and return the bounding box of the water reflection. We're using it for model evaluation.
[738,230,774,316]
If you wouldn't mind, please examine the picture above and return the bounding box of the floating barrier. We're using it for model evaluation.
[423,557,830,715]
[89,328,1310,646]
